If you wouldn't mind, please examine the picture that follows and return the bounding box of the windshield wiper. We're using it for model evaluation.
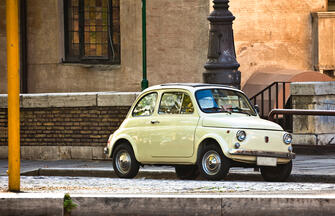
[203,107,231,114]
[231,107,251,116]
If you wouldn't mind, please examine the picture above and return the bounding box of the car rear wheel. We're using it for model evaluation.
[175,165,199,180]
[198,144,230,181]
[112,144,139,178]
[260,160,292,182]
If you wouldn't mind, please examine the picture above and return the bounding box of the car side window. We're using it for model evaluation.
[132,92,158,117]
[181,93,194,114]
[159,92,194,114]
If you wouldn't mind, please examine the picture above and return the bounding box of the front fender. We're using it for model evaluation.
[195,133,231,159]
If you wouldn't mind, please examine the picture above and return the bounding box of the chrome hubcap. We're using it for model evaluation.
[115,150,131,174]
[202,150,221,176]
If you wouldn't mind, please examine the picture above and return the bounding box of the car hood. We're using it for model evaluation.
[202,114,283,131]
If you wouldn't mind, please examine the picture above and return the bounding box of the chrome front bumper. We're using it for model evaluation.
[229,149,296,159]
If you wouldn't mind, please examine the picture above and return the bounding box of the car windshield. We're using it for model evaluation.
[195,89,257,116]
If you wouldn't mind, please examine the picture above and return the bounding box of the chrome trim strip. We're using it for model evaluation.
[229,149,296,159]
[202,126,283,132]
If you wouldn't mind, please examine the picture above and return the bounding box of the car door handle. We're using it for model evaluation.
[151,120,160,124]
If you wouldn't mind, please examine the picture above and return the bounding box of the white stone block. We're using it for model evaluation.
[292,134,317,145]
[97,92,139,106]
[291,81,335,96]
[0,146,8,159]
[318,134,335,145]
[71,146,93,159]
[0,95,7,108]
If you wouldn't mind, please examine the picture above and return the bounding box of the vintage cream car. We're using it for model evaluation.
[104,83,295,181]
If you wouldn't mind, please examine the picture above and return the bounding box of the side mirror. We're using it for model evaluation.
[254,105,260,114]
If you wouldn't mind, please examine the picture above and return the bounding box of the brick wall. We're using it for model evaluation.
[0,106,129,147]
[0,109,7,146]
[0,92,138,160]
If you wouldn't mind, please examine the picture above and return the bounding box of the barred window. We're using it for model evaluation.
[64,0,120,64]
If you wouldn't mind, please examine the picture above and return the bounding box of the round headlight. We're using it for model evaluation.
[283,133,292,145]
[236,130,246,142]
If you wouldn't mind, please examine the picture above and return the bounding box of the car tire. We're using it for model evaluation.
[175,165,199,180]
[198,144,230,181]
[112,143,139,178]
[260,160,292,182]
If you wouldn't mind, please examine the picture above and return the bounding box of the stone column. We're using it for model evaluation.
[291,81,335,146]
[203,0,241,89]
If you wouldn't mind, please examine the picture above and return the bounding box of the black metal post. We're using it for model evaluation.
[275,82,278,121]
[20,0,27,93]
[203,0,241,89]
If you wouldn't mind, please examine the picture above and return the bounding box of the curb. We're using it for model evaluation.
[21,168,335,183]
[1,193,335,216]
[70,194,335,216]
[21,168,175,179]
[0,193,64,216]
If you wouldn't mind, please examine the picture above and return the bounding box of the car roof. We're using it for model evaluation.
[160,83,237,88]
[144,83,240,93]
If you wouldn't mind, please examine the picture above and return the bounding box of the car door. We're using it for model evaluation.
[123,92,158,162]
[148,91,199,159]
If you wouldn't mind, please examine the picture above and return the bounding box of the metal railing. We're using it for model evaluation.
[249,82,291,119]
[268,109,335,122]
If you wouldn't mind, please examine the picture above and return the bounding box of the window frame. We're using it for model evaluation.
[63,0,120,64]
[195,88,257,116]
[132,92,158,117]
[329,0,335,11]
[158,92,195,115]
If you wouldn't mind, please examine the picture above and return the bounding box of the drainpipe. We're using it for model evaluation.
[141,0,148,90]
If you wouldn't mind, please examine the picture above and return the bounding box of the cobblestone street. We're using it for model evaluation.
[1,154,335,195]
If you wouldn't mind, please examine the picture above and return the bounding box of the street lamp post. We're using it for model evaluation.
[203,0,241,89]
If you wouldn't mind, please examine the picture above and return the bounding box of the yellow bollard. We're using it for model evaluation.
[6,0,21,192]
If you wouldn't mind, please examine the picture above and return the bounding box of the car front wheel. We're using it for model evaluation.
[260,160,292,182]
[112,144,139,178]
[175,165,199,180]
[198,144,230,181]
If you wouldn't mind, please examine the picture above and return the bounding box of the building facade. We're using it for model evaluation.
[0,0,334,95]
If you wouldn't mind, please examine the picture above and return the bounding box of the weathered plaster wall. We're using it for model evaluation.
[0,0,209,94]
[0,0,7,93]
[146,0,209,86]
[0,0,331,93]
[25,0,142,93]
[229,0,328,88]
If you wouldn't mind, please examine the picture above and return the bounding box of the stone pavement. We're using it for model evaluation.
[0,154,334,195]
[1,154,335,177]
